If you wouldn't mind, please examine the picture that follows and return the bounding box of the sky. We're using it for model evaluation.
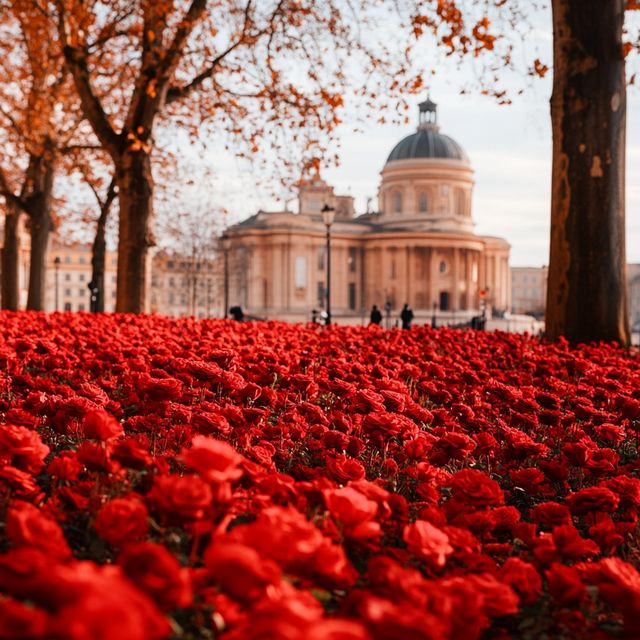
[199,9,640,269]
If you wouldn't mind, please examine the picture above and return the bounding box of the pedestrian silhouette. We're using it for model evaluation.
[400,303,414,330]
[370,304,383,325]
[229,306,244,321]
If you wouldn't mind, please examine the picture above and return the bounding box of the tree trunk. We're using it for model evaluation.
[546,0,629,345]
[90,179,116,313]
[115,151,155,313]
[25,148,55,312]
[26,206,52,311]
[91,212,107,313]
[1,204,21,310]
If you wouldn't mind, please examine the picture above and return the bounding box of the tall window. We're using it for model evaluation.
[348,247,357,273]
[294,256,307,289]
[455,189,465,215]
[390,258,397,280]
[317,282,326,308]
[317,246,326,270]
[419,191,429,212]
[394,191,402,213]
[348,283,357,310]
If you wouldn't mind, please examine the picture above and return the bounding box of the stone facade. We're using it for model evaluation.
[510,266,548,318]
[224,100,511,324]
[45,242,118,312]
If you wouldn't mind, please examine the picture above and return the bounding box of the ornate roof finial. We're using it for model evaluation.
[418,95,438,131]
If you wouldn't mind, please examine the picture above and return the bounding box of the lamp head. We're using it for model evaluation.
[321,204,336,227]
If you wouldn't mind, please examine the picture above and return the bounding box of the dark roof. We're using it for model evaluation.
[386,129,469,163]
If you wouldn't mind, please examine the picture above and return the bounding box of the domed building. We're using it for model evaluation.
[222,99,510,323]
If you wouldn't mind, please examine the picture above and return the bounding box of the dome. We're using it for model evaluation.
[386,129,469,163]
[386,98,469,163]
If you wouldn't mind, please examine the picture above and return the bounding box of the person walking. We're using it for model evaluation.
[370,304,383,326]
[400,303,414,330]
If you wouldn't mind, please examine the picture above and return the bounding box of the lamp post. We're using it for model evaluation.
[321,204,336,325]
[53,256,61,311]
[221,234,230,319]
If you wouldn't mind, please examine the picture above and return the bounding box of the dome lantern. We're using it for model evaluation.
[418,97,438,131]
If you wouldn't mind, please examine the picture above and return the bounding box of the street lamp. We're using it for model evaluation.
[220,233,230,319]
[321,204,336,325]
[53,256,61,311]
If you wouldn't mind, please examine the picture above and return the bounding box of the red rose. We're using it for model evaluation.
[6,501,71,559]
[111,437,153,469]
[325,486,380,541]
[618,396,640,420]
[403,520,453,569]
[464,573,520,617]
[326,455,366,484]
[566,486,620,516]
[530,502,572,528]
[47,451,83,481]
[119,542,192,610]
[499,558,542,605]
[141,377,183,401]
[603,475,640,508]
[545,563,586,606]
[0,598,49,639]
[181,435,244,485]
[551,524,599,560]
[0,423,50,473]
[148,474,213,522]
[450,469,504,508]
[50,565,170,640]
[204,539,281,603]
[82,409,123,441]
[95,496,148,547]
[583,558,640,624]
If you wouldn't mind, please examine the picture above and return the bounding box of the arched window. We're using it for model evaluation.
[394,192,402,213]
[419,191,429,213]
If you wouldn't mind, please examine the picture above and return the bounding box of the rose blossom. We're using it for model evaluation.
[94,496,149,547]
[403,520,453,569]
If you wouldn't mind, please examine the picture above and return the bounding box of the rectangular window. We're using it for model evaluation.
[294,256,307,289]
[317,246,326,270]
[78,288,85,296]
[348,283,357,310]
[79,274,86,282]
[64,288,71,297]
[64,273,71,282]
[63,302,71,311]
[390,259,396,280]
[317,282,326,308]
[348,247,357,273]
[78,303,85,311]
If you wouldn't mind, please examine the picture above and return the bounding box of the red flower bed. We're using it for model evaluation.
[1,312,639,639]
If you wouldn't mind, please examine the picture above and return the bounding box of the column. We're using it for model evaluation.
[430,248,438,308]
[452,247,460,310]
